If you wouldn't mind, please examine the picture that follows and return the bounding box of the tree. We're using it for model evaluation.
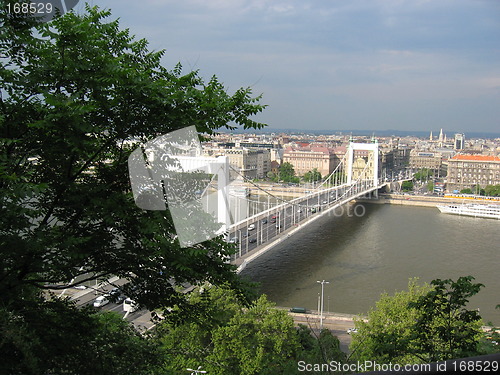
[484,184,500,197]
[156,285,304,374]
[350,277,486,365]
[208,295,300,374]
[303,168,322,183]
[409,276,484,362]
[349,278,432,365]
[277,162,297,183]
[1,5,266,372]
[0,296,161,375]
[401,180,414,192]
[426,181,434,192]
[472,184,486,196]
[414,168,432,182]
[1,4,265,308]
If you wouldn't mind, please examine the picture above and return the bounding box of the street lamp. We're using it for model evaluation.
[317,280,330,329]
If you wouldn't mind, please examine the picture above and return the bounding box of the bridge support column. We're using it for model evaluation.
[347,141,379,197]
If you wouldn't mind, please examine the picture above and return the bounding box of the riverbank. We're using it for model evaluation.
[357,193,500,208]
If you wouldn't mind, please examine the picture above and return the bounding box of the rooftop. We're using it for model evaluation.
[451,154,500,162]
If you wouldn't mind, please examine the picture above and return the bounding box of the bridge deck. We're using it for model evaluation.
[229,181,384,271]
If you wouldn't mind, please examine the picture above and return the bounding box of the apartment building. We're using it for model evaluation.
[446,154,500,191]
[282,145,338,177]
[409,150,442,171]
[202,146,271,179]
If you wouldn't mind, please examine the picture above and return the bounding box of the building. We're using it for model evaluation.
[409,150,442,172]
[283,145,339,177]
[446,155,500,192]
[380,146,411,177]
[202,146,271,179]
[454,133,465,150]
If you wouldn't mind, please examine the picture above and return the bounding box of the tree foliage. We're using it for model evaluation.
[350,277,487,365]
[408,276,485,362]
[156,284,346,375]
[401,180,414,192]
[461,185,486,196]
[414,168,433,182]
[0,295,161,375]
[484,184,500,197]
[303,168,322,183]
[277,162,298,183]
[1,4,265,308]
[349,278,432,365]
[1,5,266,373]
[157,285,297,374]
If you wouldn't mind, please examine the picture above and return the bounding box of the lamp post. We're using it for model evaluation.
[317,280,330,329]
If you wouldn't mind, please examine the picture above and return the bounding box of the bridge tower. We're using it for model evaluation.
[346,140,379,197]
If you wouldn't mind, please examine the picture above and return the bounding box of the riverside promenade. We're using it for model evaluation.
[357,193,500,208]
[281,308,366,353]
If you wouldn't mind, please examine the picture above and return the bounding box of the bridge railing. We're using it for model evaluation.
[229,179,381,263]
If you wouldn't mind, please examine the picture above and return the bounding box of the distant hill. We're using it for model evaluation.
[231,127,500,139]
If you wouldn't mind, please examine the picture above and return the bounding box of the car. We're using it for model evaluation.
[261,219,267,224]
[249,238,257,243]
[93,295,109,308]
[347,328,358,334]
[228,237,239,243]
[270,218,276,224]
[290,307,307,313]
[109,287,125,303]
[248,224,255,231]
[123,297,139,313]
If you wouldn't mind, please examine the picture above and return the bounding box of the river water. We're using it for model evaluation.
[240,202,500,325]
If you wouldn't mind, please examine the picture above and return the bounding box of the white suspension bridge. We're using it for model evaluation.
[210,140,413,272]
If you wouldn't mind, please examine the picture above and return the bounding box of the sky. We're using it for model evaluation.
[83,0,500,134]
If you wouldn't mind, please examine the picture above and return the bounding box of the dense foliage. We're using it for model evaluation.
[413,168,433,182]
[350,277,490,365]
[276,161,299,183]
[401,180,414,191]
[0,4,266,373]
[155,284,346,375]
[461,184,500,196]
[303,168,322,183]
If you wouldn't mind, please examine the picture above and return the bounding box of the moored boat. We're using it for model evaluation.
[436,203,500,219]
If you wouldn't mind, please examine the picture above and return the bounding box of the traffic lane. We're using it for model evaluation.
[235,193,340,253]
[88,298,149,324]
[72,279,129,307]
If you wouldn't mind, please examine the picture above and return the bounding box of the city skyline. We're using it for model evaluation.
[91,1,499,133]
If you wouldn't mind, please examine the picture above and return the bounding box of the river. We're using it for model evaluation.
[240,202,500,325]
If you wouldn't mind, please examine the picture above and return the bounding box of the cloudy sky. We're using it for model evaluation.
[86,0,499,134]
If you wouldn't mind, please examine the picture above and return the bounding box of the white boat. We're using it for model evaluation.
[436,203,500,220]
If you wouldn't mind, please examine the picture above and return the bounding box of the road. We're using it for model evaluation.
[229,183,360,261]
[68,279,156,332]
[286,310,364,354]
